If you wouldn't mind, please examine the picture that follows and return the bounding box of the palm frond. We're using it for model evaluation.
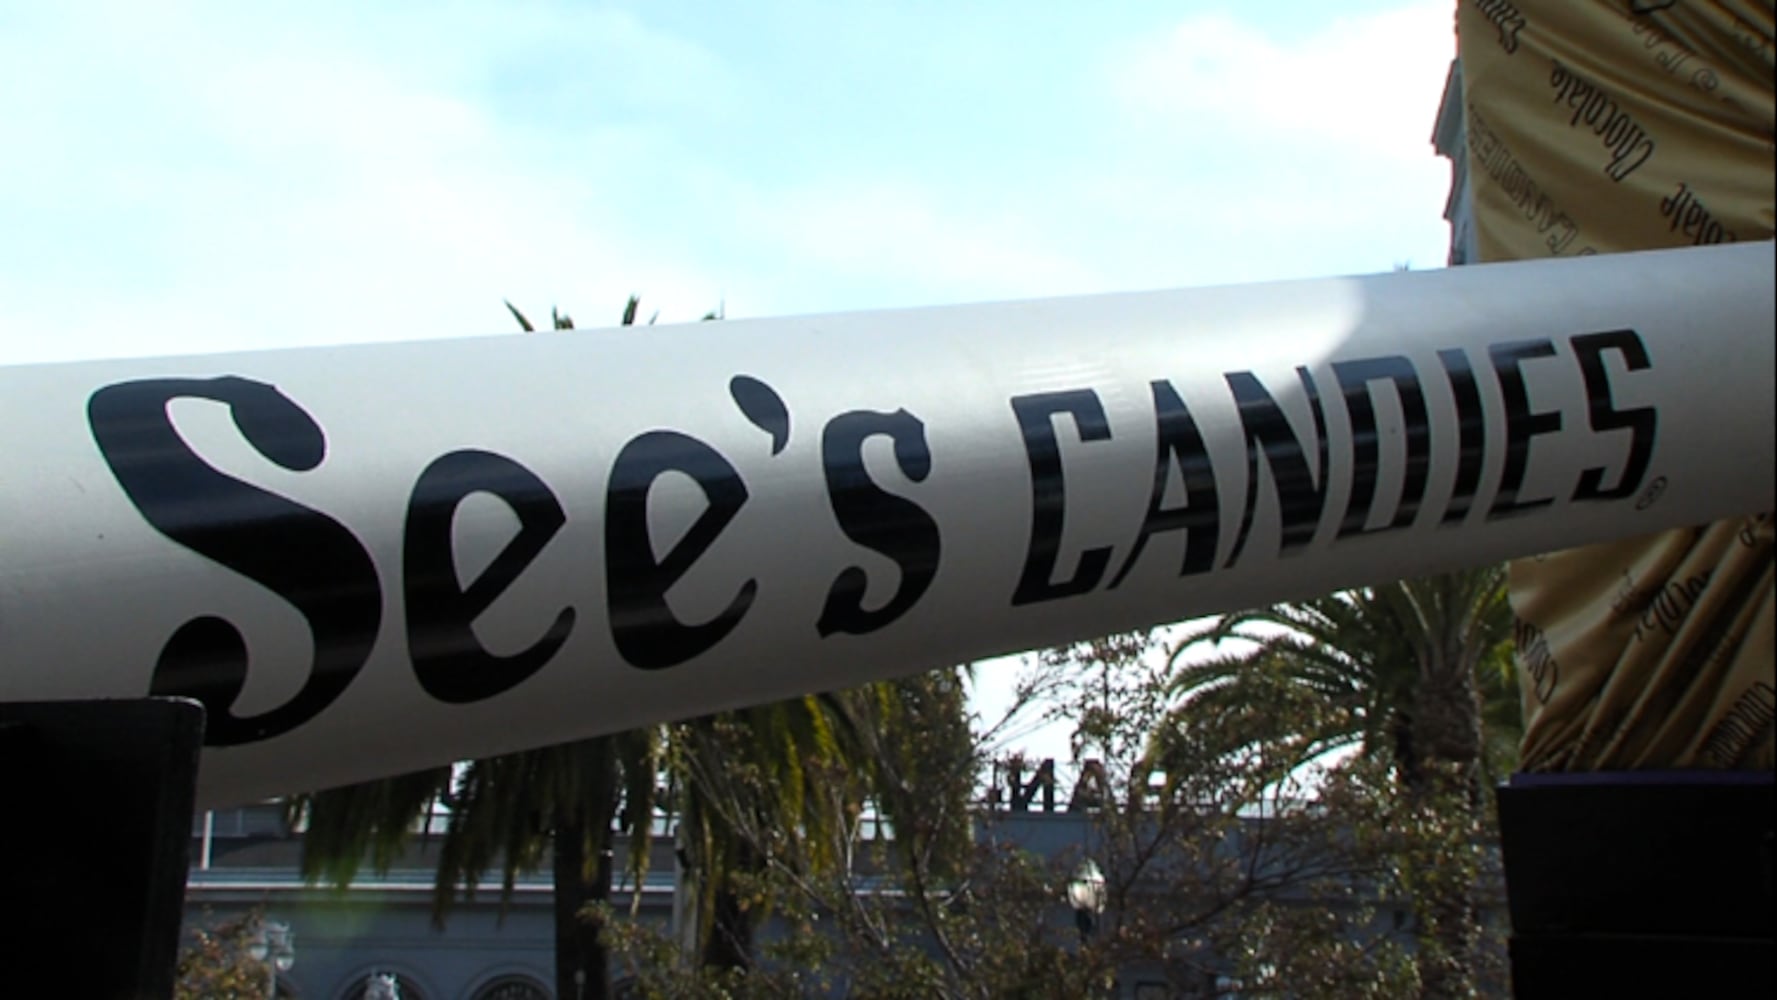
[293,765,453,887]
[1156,568,1515,785]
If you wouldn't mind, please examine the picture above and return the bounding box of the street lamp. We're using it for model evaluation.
[247,920,295,997]
[1065,859,1107,942]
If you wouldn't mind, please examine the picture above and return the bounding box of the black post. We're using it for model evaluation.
[1496,771,1773,998]
[1074,907,1096,943]
[0,698,205,1000]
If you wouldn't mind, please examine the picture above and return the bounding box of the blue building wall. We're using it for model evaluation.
[185,803,673,999]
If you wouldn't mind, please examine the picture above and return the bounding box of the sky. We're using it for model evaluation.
[1,0,1458,368]
[1,0,1460,763]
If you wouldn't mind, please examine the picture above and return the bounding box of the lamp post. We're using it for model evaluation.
[1065,859,1107,943]
[247,919,295,998]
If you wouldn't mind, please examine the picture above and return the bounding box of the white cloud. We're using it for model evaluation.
[1055,2,1457,289]
[733,179,1107,310]
[1108,4,1455,163]
[663,6,1461,318]
[0,2,1461,369]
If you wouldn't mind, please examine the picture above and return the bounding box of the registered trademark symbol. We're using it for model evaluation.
[1634,475,1668,510]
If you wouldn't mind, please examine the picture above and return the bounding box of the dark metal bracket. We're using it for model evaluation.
[0,698,204,999]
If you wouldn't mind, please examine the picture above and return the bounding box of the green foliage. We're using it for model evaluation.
[289,766,453,890]
[291,732,659,923]
[601,628,1511,998]
[666,669,976,972]
[1163,568,1518,785]
[173,910,273,1000]
[1159,569,1516,997]
[1037,630,1173,770]
[604,811,1116,999]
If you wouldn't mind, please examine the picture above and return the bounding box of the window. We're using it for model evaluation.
[342,971,425,1000]
[471,976,551,1000]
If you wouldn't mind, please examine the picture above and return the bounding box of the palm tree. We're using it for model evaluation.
[1157,566,1517,1000]
[670,695,859,972]
[665,668,975,974]
[295,732,658,1000]
[1160,567,1517,784]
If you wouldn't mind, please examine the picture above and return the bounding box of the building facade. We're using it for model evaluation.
[184,756,1502,999]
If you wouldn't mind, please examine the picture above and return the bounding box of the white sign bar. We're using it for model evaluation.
[1,241,1770,807]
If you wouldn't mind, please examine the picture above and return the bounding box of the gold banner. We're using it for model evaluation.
[1458,0,1775,770]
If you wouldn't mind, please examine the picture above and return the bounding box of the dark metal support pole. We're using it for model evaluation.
[0,699,204,1000]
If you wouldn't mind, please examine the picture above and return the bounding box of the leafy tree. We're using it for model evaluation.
[174,910,278,1000]
[1160,567,1516,999]
[665,668,977,974]
[605,665,1118,999]
[605,637,1467,998]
